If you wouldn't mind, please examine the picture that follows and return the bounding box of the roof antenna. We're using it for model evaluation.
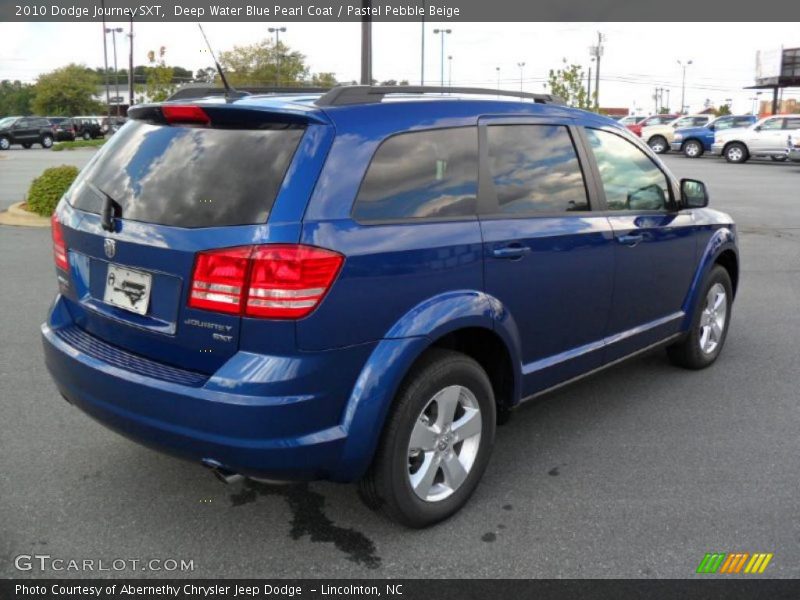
[197,23,246,100]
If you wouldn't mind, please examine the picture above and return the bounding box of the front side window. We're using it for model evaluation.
[485,124,589,215]
[353,127,478,221]
[586,128,671,212]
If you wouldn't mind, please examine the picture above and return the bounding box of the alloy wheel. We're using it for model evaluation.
[407,385,482,502]
[685,141,701,157]
[699,283,727,354]
[727,146,744,162]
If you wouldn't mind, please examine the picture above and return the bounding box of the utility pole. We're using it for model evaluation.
[268,26,287,86]
[589,32,605,111]
[495,66,500,94]
[587,64,592,106]
[517,62,525,92]
[665,89,670,113]
[420,1,425,85]
[101,0,110,117]
[127,17,134,111]
[678,59,693,114]
[360,0,371,85]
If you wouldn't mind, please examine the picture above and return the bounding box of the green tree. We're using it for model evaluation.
[194,67,217,83]
[715,104,732,116]
[144,47,175,102]
[0,80,35,117]
[218,39,308,86]
[311,72,338,87]
[546,59,592,110]
[32,64,103,116]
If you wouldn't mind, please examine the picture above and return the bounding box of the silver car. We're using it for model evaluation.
[712,115,800,163]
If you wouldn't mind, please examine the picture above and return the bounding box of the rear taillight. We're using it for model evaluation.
[162,105,210,126]
[51,214,68,271]
[188,245,344,319]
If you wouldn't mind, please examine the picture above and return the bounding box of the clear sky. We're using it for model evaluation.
[2,21,799,114]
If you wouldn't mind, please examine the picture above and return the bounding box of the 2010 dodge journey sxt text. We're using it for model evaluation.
[42,86,738,527]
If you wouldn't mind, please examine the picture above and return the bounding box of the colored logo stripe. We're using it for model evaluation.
[697,553,773,574]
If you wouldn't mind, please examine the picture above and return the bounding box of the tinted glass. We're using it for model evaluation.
[760,118,783,130]
[486,124,589,214]
[784,117,800,130]
[68,120,304,228]
[353,127,478,221]
[586,128,671,212]
[734,117,753,127]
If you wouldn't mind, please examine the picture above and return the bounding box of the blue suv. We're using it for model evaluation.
[670,114,757,158]
[42,86,739,527]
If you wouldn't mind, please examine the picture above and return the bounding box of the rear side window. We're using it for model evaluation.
[68,120,304,227]
[486,124,589,215]
[353,127,478,221]
[785,117,800,130]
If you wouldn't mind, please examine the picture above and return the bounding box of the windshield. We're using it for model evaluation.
[67,120,305,228]
[0,117,18,128]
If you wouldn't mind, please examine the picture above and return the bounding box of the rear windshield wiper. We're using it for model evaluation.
[87,182,121,232]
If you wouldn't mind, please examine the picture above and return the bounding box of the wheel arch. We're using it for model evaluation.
[332,291,523,481]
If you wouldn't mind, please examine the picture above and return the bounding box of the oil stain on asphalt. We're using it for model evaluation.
[229,480,381,569]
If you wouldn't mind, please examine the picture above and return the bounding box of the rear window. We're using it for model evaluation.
[68,120,304,227]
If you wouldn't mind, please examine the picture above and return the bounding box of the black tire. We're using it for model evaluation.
[667,265,733,370]
[724,142,748,163]
[82,131,91,140]
[648,135,668,154]
[683,139,704,158]
[359,348,496,528]
[40,135,53,149]
[22,143,32,149]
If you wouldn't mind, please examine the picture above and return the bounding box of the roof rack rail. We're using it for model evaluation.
[314,85,563,107]
[166,85,333,102]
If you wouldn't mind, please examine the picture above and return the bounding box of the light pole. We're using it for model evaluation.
[495,66,500,94]
[447,55,453,88]
[105,27,123,116]
[587,56,595,108]
[678,59,693,115]
[269,26,287,86]
[127,17,134,111]
[517,61,525,92]
[433,28,451,88]
[100,0,110,117]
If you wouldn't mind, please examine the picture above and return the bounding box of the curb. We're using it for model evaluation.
[0,202,51,228]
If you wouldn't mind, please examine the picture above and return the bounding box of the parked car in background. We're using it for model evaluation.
[48,117,77,142]
[641,115,713,154]
[73,116,105,140]
[627,114,680,137]
[670,115,757,158]
[101,116,127,135]
[617,115,645,127]
[0,116,55,150]
[712,115,800,163]
[788,133,800,162]
[43,86,739,527]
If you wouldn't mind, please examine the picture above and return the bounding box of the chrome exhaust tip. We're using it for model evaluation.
[201,459,244,485]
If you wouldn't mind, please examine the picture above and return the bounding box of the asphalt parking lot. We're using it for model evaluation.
[1,153,799,579]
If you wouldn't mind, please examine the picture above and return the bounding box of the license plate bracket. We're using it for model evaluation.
[103,264,152,316]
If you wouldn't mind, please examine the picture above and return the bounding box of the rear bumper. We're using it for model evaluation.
[42,295,377,482]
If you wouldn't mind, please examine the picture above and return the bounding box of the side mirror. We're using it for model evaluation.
[754,125,762,132]
[708,124,716,131]
[681,178,709,209]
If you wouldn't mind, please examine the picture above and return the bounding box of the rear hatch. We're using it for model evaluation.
[54,103,309,375]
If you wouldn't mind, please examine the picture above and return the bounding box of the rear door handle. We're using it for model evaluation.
[491,243,531,259]
[617,233,644,246]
